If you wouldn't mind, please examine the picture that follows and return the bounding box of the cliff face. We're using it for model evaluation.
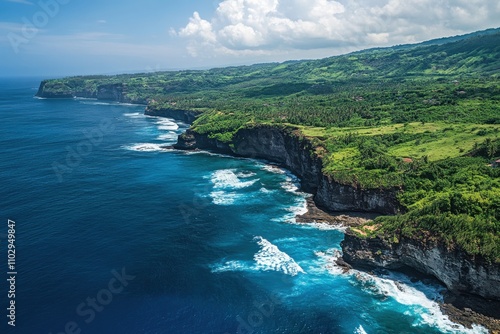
[170,114,500,303]
[36,81,145,104]
[36,80,74,98]
[342,231,500,300]
[96,83,124,101]
[316,177,400,214]
[231,126,322,193]
[174,124,399,214]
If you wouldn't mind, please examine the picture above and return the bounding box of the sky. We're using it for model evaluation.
[0,0,499,77]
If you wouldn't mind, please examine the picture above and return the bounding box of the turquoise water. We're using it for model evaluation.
[0,78,486,334]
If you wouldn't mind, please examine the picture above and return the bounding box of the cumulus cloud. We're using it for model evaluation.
[176,0,500,57]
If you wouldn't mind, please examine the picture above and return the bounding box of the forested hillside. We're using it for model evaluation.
[38,28,500,261]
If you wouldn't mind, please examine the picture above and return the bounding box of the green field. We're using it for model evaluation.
[300,122,500,162]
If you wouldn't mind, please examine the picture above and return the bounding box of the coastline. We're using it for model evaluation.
[300,196,500,332]
[441,295,500,333]
[147,107,500,332]
[29,82,500,330]
[296,196,378,227]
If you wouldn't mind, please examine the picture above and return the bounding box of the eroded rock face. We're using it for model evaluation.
[235,126,399,213]
[316,176,400,215]
[341,231,500,300]
[96,83,124,101]
[172,123,400,214]
[231,125,322,193]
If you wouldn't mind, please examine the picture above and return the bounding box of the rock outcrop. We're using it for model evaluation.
[341,231,500,300]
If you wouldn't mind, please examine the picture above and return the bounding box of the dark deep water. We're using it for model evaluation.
[0,78,486,334]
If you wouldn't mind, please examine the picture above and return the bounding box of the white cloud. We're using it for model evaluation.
[175,0,500,58]
[177,11,218,56]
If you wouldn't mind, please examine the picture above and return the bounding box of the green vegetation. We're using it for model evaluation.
[39,29,500,261]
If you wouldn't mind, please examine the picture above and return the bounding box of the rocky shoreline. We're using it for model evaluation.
[34,89,500,330]
[170,110,500,329]
[441,294,500,333]
[296,198,500,332]
[296,197,378,227]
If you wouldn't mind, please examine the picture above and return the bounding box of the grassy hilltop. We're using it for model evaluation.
[39,28,500,261]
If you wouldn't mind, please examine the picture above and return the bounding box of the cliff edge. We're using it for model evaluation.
[175,124,401,215]
[342,230,500,300]
[170,113,500,310]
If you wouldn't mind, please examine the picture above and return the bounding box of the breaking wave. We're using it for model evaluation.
[253,236,305,276]
[350,271,488,333]
[210,169,259,190]
[122,143,170,152]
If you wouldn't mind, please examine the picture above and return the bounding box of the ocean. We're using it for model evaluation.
[0,78,487,334]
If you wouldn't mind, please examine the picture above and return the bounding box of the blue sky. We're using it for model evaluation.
[1,0,499,77]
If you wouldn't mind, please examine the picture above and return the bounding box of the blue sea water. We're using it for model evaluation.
[0,78,487,334]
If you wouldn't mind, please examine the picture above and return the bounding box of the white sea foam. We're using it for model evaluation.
[79,101,116,106]
[210,169,258,189]
[182,150,230,158]
[124,112,144,119]
[209,191,241,205]
[297,221,347,231]
[156,118,178,124]
[260,164,286,174]
[253,236,305,276]
[272,197,308,224]
[280,181,299,193]
[79,100,142,107]
[280,173,303,194]
[118,102,143,106]
[158,124,179,131]
[211,260,249,273]
[286,199,308,216]
[236,171,257,178]
[206,170,259,205]
[157,132,178,141]
[354,325,367,334]
[351,271,488,334]
[260,187,274,194]
[313,248,345,276]
[73,97,97,100]
[123,143,169,152]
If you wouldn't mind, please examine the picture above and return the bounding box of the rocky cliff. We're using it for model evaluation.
[170,112,500,306]
[342,231,500,300]
[95,83,125,101]
[174,123,400,214]
[36,81,145,104]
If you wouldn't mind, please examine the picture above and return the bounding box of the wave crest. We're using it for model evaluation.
[211,169,258,189]
[122,143,169,152]
[254,236,305,276]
